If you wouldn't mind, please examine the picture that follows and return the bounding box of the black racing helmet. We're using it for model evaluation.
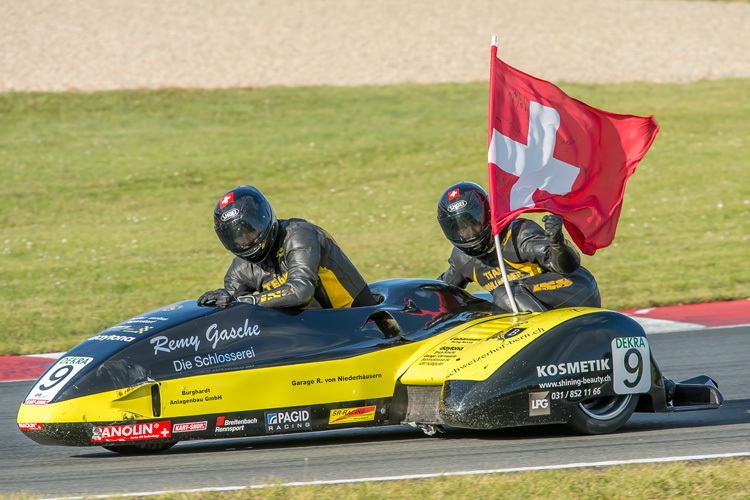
[437,182,494,257]
[213,185,278,263]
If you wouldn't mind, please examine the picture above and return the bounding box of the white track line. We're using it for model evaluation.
[23,352,67,359]
[37,451,750,500]
[628,317,706,334]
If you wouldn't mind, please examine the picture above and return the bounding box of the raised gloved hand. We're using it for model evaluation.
[542,214,565,247]
[197,288,234,307]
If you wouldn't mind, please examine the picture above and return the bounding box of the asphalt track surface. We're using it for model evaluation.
[2,319,748,498]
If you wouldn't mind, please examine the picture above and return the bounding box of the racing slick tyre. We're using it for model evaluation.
[567,394,639,435]
[102,441,178,454]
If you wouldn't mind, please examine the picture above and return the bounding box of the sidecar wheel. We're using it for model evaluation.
[567,394,638,435]
[102,441,177,454]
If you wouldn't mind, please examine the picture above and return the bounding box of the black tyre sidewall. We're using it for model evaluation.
[567,395,639,435]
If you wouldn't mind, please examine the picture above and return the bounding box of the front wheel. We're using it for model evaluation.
[567,394,638,435]
[102,441,177,454]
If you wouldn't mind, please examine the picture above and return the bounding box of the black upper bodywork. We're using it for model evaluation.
[41,279,499,405]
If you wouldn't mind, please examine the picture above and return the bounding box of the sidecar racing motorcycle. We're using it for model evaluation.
[17,279,723,454]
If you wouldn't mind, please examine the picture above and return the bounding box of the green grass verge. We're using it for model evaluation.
[3,457,749,499]
[1,79,748,355]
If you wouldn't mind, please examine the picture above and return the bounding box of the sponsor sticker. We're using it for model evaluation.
[169,386,219,405]
[503,328,525,339]
[612,336,651,394]
[173,421,207,433]
[329,406,377,424]
[124,316,170,324]
[215,415,258,433]
[266,408,312,434]
[447,200,467,212]
[106,325,153,335]
[150,318,261,356]
[205,320,261,349]
[172,348,257,373]
[25,356,93,406]
[221,208,240,221]
[417,345,464,367]
[91,421,171,442]
[151,334,201,355]
[18,422,43,431]
[536,358,610,378]
[291,378,316,387]
[24,399,49,406]
[539,375,611,391]
[88,334,136,342]
[529,392,551,416]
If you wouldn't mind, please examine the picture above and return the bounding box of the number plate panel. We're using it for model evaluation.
[24,356,93,405]
[611,337,651,394]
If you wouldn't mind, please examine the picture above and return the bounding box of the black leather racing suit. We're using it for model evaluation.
[438,218,600,313]
[224,219,375,309]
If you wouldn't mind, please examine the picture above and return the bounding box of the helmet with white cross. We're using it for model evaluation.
[213,185,278,263]
[437,181,494,257]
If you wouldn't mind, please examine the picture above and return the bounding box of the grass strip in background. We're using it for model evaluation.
[2,457,750,500]
[1,79,748,355]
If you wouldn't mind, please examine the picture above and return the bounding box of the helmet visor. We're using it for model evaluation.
[439,210,487,246]
[215,216,266,258]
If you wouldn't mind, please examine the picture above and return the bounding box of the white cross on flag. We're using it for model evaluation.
[487,46,659,255]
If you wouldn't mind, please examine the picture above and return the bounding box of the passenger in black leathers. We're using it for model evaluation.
[436,182,600,313]
[198,185,376,309]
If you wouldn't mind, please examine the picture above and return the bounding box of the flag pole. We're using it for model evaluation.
[489,36,519,314]
[494,236,519,313]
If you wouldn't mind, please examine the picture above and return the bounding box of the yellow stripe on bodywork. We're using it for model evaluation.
[400,308,599,384]
[19,346,416,423]
[444,308,598,381]
[158,348,411,418]
[399,315,530,385]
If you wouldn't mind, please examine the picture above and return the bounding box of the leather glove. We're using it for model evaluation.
[197,288,234,307]
[542,214,565,247]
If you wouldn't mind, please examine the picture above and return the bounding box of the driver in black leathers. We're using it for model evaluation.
[197,185,376,309]
[436,181,601,313]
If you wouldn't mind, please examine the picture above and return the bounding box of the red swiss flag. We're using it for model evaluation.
[487,45,658,255]
[219,192,234,209]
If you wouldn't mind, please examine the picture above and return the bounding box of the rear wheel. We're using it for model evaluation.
[102,441,177,454]
[567,394,638,435]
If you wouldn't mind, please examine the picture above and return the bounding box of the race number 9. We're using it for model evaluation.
[611,337,651,394]
[38,364,74,390]
[24,356,93,405]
